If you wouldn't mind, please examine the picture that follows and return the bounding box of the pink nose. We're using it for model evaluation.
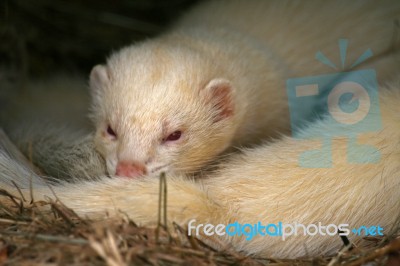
[115,161,146,178]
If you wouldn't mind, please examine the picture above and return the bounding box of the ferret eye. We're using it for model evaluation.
[164,130,182,142]
[106,125,117,138]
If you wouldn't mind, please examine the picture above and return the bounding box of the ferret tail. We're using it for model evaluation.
[3,124,106,182]
[0,129,53,199]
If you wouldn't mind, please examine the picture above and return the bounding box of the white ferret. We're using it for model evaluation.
[1,81,400,258]
[1,0,400,259]
[88,0,400,178]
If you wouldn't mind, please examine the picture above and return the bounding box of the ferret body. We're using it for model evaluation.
[1,0,400,259]
[1,81,400,258]
[89,0,400,178]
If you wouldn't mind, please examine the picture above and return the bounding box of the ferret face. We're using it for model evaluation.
[89,44,236,178]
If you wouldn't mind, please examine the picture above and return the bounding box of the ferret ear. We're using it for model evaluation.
[202,78,234,122]
[89,64,110,97]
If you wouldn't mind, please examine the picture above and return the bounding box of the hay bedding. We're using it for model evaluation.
[0,0,400,265]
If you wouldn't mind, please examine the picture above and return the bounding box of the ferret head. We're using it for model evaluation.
[89,41,238,178]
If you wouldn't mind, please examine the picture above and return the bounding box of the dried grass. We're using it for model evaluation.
[0,182,399,265]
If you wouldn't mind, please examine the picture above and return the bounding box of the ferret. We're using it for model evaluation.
[88,0,400,178]
[1,0,400,259]
[1,80,400,259]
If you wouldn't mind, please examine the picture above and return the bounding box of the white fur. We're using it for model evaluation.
[1,83,400,259]
[89,0,400,176]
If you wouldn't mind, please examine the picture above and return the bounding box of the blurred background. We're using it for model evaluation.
[0,0,199,129]
[0,0,200,77]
